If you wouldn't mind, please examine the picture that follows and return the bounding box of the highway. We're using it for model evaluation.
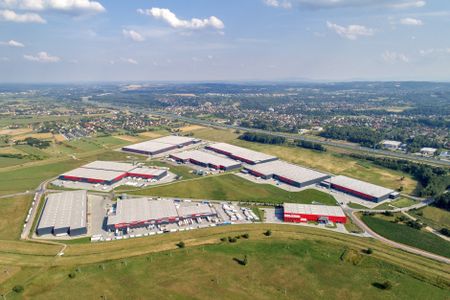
[148,111,450,167]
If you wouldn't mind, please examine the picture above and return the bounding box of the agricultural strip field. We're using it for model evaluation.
[188,128,417,194]
[0,224,449,299]
[0,194,33,240]
[130,173,338,205]
[361,214,450,258]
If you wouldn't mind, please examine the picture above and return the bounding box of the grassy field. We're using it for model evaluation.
[0,194,33,240]
[409,206,450,230]
[189,128,417,194]
[2,233,450,299]
[361,214,450,258]
[131,174,337,205]
[347,202,369,209]
[390,198,417,209]
[148,160,198,180]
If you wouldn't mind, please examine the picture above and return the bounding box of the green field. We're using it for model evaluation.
[0,194,33,240]
[189,128,417,194]
[131,174,337,205]
[347,202,369,209]
[2,236,449,299]
[390,198,417,209]
[148,160,198,180]
[409,206,450,231]
[361,214,450,258]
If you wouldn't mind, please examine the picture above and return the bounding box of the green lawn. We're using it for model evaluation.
[148,160,198,180]
[0,194,33,240]
[130,174,337,205]
[5,239,449,299]
[361,214,450,258]
[347,202,369,209]
[373,202,394,210]
[390,198,417,209]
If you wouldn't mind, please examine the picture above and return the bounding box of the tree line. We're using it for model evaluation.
[238,132,286,144]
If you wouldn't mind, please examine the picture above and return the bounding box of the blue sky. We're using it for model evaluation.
[0,0,449,82]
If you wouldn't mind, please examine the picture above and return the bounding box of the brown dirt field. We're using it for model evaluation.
[0,128,32,136]
[113,135,142,142]
[179,125,205,132]
[54,134,66,142]
[14,133,54,140]
[139,131,163,138]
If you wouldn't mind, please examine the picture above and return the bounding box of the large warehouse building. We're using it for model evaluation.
[323,175,396,202]
[245,160,330,188]
[59,161,167,185]
[37,190,87,236]
[206,143,277,165]
[122,136,200,156]
[283,203,346,223]
[107,198,217,230]
[170,150,241,170]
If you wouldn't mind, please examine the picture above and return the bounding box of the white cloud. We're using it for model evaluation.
[120,57,138,65]
[0,0,105,14]
[400,17,423,26]
[24,51,60,63]
[122,29,145,42]
[262,0,426,9]
[326,21,374,40]
[138,7,224,30]
[0,9,45,23]
[263,0,292,9]
[1,39,25,47]
[382,51,409,63]
[419,48,450,56]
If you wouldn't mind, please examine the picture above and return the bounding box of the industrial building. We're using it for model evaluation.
[170,150,241,170]
[380,140,402,151]
[107,198,217,230]
[122,136,200,156]
[323,175,396,202]
[283,203,347,223]
[37,190,87,236]
[59,161,167,185]
[244,160,330,187]
[206,142,277,165]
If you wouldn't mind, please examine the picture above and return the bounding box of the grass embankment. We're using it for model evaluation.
[189,128,417,194]
[148,160,198,180]
[0,194,33,240]
[409,206,450,231]
[361,214,450,258]
[2,230,450,299]
[130,174,337,205]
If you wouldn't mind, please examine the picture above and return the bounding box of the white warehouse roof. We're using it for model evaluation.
[82,161,137,172]
[246,160,329,184]
[61,167,125,181]
[123,136,197,154]
[324,175,394,199]
[284,203,345,217]
[208,142,277,164]
[171,150,241,168]
[38,190,87,232]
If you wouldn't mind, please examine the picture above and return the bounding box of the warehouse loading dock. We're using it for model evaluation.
[244,160,330,188]
[206,142,278,165]
[323,175,396,203]
[37,190,87,237]
[283,203,346,223]
[122,136,200,156]
[170,150,242,171]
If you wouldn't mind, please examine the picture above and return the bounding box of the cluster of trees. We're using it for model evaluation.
[349,154,450,197]
[296,140,326,152]
[239,132,286,145]
[319,126,382,147]
[434,193,450,211]
[16,137,51,149]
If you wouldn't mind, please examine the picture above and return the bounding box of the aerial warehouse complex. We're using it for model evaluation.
[283,203,347,223]
[59,161,167,185]
[206,142,278,165]
[244,160,330,188]
[323,175,396,202]
[36,190,87,236]
[107,198,217,231]
[122,136,200,156]
[170,150,242,170]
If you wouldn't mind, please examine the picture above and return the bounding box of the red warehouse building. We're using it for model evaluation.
[283,203,347,223]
